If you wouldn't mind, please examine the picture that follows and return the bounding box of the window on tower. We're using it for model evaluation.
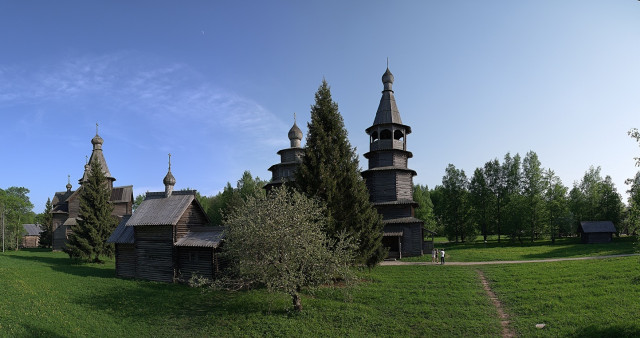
[380,129,392,140]
[371,131,379,143]
[394,130,404,141]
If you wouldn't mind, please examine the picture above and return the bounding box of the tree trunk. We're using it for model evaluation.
[291,291,302,312]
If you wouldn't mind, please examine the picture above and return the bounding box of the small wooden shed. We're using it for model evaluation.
[22,224,43,248]
[175,227,224,281]
[578,221,617,244]
[106,216,135,278]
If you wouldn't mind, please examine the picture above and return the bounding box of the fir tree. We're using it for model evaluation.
[295,80,385,267]
[38,198,53,248]
[65,159,117,263]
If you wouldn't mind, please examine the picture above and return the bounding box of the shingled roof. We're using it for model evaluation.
[174,227,225,248]
[107,216,133,244]
[23,224,43,236]
[126,191,195,226]
[579,221,617,233]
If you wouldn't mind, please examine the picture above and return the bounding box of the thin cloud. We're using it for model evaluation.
[0,52,287,148]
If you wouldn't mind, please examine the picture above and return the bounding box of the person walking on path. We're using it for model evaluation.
[432,248,437,264]
[440,249,445,265]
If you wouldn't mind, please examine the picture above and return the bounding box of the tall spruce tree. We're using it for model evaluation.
[295,80,385,267]
[65,158,117,263]
[38,198,53,248]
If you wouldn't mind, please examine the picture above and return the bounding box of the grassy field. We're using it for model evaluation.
[482,257,640,337]
[406,236,637,262]
[1,247,639,337]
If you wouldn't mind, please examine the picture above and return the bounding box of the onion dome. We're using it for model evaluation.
[288,114,303,148]
[163,170,176,186]
[91,134,104,146]
[288,122,303,142]
[382,67,394,91]
[66,174,72,191]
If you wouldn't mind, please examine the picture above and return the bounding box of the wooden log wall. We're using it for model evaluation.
[377,205,412,220]
[366,172,397,203]
[396,172,414,200]
[135,225,174,283]
[68,196,79,217]
[115,244,136,278]
[175,202,209,241]
[176,247,214,281]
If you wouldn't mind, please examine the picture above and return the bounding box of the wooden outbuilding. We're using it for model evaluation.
[106,215,135,278]
[22,224,43,248]
[578,221,617,244]
[107,157,223,283]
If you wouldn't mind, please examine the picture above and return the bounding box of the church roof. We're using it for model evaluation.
[111,185,133,203]
[80,131,115,184]
[126,191,195,226]
[373,68,403,126]
[107,216,133,244]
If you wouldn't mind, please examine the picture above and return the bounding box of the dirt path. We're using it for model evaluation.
[379,253,640,266]
[476,269,516,338]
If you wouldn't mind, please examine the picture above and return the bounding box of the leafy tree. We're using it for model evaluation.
[484,158,505,242]
[441,164,474,242]
[295,80,385,266]
[64,159,117,263]
[469,167,494,241]
[221,186,354,312]
[132,193,145,212]
[413,184,437,235]
[199,171,266,225]
[543,169,570,243]
[0,187,34,251]
[37,198,53,248]
[522,151,544,241]
[569,166,623,229]
[504,193,527,243]
[625,171,640,236]
[429,185,446,236]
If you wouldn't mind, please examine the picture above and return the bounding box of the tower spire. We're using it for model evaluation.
[163,153,176,198]
[66,174,72,192]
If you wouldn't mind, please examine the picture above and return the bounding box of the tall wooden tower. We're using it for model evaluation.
[362,67,424,258]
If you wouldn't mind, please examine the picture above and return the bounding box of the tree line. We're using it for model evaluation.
[412,151,637,243]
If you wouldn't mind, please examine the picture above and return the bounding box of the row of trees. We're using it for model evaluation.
[0,187,35,251]
[414,151,629,243]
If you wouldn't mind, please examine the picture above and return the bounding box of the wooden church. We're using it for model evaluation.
[51,129,133,251]
[264,117,304,192]
[361,67,424,258]
[107,156,224,283]
[264,68,426,258]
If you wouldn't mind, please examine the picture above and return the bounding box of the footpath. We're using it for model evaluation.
[379,253,640,266]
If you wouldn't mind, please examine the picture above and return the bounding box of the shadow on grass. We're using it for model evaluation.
[19,324,67,338]
[72,282,291,324]
[571,324,640,338]
[4,253,114,279]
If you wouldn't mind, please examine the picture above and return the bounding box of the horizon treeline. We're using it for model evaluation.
[414,150,640,243]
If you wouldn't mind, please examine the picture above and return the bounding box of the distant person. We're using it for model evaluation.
[432,248,437,263]
[440,249,445,265]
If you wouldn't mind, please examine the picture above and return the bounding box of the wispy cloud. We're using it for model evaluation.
[0,52,287,147]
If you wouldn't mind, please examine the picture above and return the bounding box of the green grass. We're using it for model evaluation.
[0,249,500,337]
[406,236,637,262]
[480,257,640,337]
[1,248,638,337]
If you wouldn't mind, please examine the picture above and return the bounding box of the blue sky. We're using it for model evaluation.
[1,1,639,212]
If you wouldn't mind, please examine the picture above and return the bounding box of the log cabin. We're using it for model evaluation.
[108,156,224,283]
